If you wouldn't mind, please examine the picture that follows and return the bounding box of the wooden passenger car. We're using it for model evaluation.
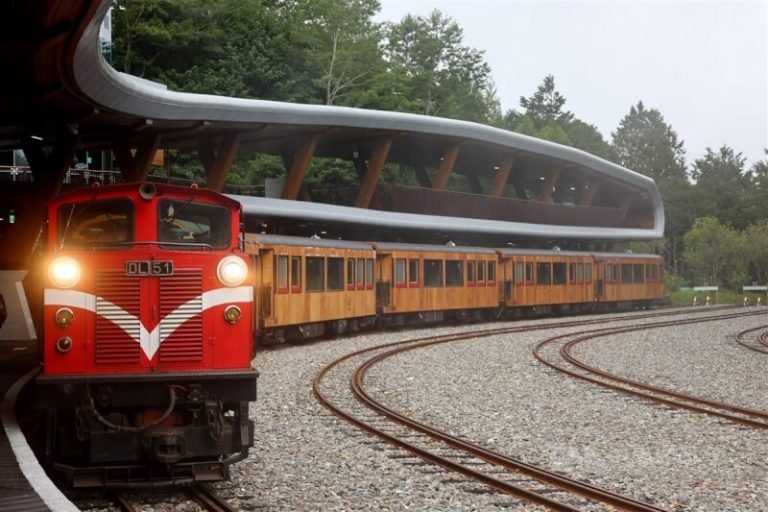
[594,252,664,306]
[497,248,596,313]
[373,242,499,321]
[244,234,377,341]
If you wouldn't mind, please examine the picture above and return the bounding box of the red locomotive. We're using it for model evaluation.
[36,182,257,488]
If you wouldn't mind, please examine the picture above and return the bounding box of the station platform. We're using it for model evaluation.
[0,338,76,512]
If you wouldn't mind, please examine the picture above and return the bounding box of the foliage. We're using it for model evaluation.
[682,217,745,288]
[743,220,768,285]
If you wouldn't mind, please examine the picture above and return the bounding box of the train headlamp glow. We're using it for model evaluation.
[217,256,247,287]
[48,256,82,289]
[224,305,242,324]
[55,308,74,328]
[56,336,73,353]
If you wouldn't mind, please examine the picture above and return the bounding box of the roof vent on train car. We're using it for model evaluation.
[139,182,157,200]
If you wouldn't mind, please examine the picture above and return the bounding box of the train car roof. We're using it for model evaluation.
[244,233,374,251]
[372,241,498,255]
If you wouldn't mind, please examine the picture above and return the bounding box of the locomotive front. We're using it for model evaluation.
[36,182,257,488]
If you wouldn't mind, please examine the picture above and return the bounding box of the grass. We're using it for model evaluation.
[669,288,767,307]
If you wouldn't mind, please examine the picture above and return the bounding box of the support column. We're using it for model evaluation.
[432,145,460,191]
[537,168,560,202]
[354,138,393,209]
[1,132,79,268]
[281,136,317,200]
[490,156,514,197]
[113,134,162,182]
[204,133,241,192]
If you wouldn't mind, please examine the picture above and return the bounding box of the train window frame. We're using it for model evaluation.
[366,259,374,290]
[306,256,325,292]
[633,264,645,284]
[58,198,135,249]
[552,262,567,285]
[487,261,496,285]
[536,262,552,285]
[408,259,419,288]
[327,257,344,291]
[467,261,476,287]
[445,260,464,287]
[424,259,444,287]
[477,261,486,286]
[277,255,289,294]
[291,256,302,293]
[395,258,407,288]
[157,198,230,249]
[346,259,355,290]
[356,259,365,290]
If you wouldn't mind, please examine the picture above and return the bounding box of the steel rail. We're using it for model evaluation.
[734,324,768,353]
[186,484,238,512]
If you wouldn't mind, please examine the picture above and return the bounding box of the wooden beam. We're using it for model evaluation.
[282,136,318,200]
[432,145,460,191]
[537,167,560,202]
[354,138,393,209]
[580,182,599,206]
[118,135,162,182]
[1,133,79,268]
[205,133,241,192]
[490,156,514,197]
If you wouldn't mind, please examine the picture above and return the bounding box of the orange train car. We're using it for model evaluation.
[244,234,377,342]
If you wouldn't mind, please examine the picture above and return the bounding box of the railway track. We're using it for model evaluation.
[108,485,236,512]
[734,323,768,354]
[533,309,768,429]
[313,308,732,510]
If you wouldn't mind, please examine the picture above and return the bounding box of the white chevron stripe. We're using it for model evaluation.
[44,286,252,360]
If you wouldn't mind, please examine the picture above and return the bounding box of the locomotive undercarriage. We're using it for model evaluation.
[35,371,257,488]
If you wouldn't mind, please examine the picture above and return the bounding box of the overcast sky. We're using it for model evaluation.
[376,0,768,167]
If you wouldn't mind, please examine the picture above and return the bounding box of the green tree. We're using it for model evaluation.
[612,101,688,183]
[683,217,745,287]
[518,74,573,129]
[691,146,755,230]
[743,220,768,285]
[383,10,500,123]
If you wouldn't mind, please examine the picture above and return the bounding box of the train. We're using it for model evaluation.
[36,182,257,488]
[32,181,664,488]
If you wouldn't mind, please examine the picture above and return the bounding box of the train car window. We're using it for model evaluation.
[408,259,419,287]
[525,263,533,284]
[446,260,464,287]
[569,264,576,283]
[605,263,616,283]
[576,263,585,283]
[467,261,476,287]
[277,255,289,293]
[424,259,443,287]
[514,262,524,284]
[395,259,406,288]
[366,259,374,290]
[478,261,486,285]
[487,261,496,284]
[58,198,134,248]
[633,264,645,283]
[621,264,633,284]
[585,263,592,282]
[291,256,302,293]
[346,259,355,290]
[646,264,657,282]
[158,199,230,249]
[306,257,325,292]
[356,259,365,290]
[536,262,552,285]
[327,257,344,291]
[552,263,567,285]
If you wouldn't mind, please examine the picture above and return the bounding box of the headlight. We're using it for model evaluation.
[224,305,242,324]
[55,308,74,328]
[56,336,73,353]
[48,256,82,289]
[217,256,248,287]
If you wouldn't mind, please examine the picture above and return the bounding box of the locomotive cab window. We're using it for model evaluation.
[158,199,230,248]
[58,198,134,248]
[446,260,464,287]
